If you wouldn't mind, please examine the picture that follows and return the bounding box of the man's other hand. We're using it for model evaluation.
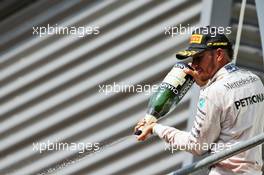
[134,120,156,141]
[184,64,208,87]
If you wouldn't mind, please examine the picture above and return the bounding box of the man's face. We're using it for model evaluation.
[191,50,218,83]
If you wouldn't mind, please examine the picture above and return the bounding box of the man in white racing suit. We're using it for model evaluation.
[135,26,264,175]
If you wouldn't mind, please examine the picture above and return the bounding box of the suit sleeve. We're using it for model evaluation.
[153,95,222,155]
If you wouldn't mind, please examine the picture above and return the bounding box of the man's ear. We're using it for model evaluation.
[216,48,224,61]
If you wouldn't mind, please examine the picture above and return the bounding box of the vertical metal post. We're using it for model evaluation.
[255,0,264,69]
[233,0,247,64]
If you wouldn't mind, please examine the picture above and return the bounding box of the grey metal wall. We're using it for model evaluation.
[0,0,202,175]
[0,0,263,175]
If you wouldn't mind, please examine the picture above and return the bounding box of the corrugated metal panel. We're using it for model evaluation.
[0,0,202,175]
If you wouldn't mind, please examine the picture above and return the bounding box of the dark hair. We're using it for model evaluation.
[226,39,234,60]
[225,47,233,60]
[210,47,233,61]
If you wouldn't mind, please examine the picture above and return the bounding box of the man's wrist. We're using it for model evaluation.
[152,123,160,135]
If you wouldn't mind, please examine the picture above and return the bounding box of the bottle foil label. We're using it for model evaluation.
[163,67,186,88]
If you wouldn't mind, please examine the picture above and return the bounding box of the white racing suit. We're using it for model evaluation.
[153,63,264,175]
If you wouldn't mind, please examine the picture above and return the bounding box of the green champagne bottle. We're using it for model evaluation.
[135,62,194,135]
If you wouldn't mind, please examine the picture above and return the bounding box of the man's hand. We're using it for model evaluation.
[134,118,146,134]
[134,119,156,141]
[184,64,208,87]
